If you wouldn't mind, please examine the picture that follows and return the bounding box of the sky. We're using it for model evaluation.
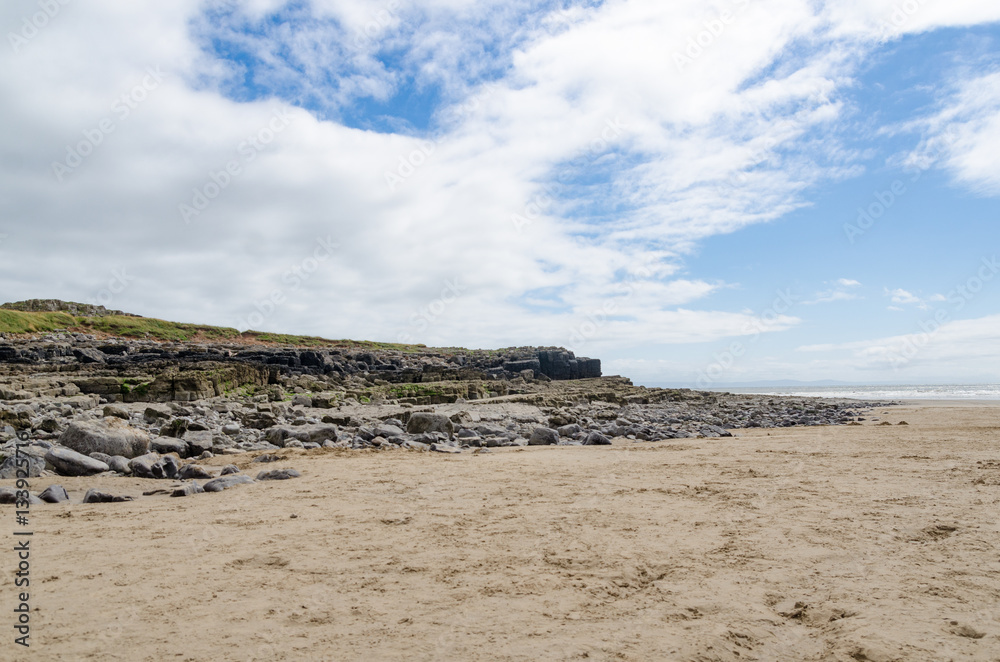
[1,0,999,387]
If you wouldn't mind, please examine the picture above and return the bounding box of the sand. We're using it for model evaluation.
[3,402,1000,661]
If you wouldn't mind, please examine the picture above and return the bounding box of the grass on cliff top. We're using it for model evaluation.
[0,309,438,351]
[0,310,76,334]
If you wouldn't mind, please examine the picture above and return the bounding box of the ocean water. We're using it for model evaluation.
[704,384,1000,401]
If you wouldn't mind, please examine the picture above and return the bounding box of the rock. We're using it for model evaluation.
[528,427,560,446]
[89,451,113,464]
[107,455,132,475]
[128,453,160,479]
[0,488,43,505]
[583,431,612,445]
[151,437,189,458]
[291,394,312,407]
[198,450,214,460]
[184,431,215,456]
[73,347,106,364]
[256,468,301,480]
[222,423,241,436]
[178,463,213,480]
[430,443,461,454]
[143,406,171,424]
[203,475,254,492]
[160,418,189,438]
[171,482,205,497]
[38,484,70,503]
[252,454,282,463]
[374,424,405,438]
[219,464,240,475]
[58,419,150,459]
[82,488,133,503]
[36,417,60,433]
[102,405,130,420]
[151,455,180,479]
[0,452,44,478]
[45,447,110,476]
[264,424,338,447]
[557,423,584,437]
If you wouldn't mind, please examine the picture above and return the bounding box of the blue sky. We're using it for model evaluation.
[2,0,999,386]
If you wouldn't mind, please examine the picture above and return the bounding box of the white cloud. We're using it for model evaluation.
[797,313,1000,378]
[0,0,998,379]
[886,288,921,304]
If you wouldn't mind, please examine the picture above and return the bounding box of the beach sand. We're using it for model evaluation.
[3,402,1000,661]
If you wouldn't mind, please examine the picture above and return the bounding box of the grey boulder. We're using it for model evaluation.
[406,413,454,438]
[528,427,560,446]
[583,431,612,446]
[178,463,213,480]
[256,468,301,480]
[38,484,70,503]
[171,482,205,497]
[82,488,134,503]
[58,419,150,459]
[45,447,110,477]
[0,452,44,479]
[203,475,254,492]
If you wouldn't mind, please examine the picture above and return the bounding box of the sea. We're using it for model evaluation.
[699,384,1000,401]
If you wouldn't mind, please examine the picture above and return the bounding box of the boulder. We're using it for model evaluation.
[184,431,215,456]
[58,419,150,459]
[82,488,133,503]
[151,437,189,458]
[528,427,560,446]
[256,468,301,480]
[406,412,454,438]
[219,464,240,476]
[203,475,254,492]
[264,424,338,448]
[0,488,43,505]
[178,463,213,480]
[38,484,70,503]
[143,406,171,424]
[45,447,110,476]
[129,453,160,479]
[107,455,132,475]
[430,443,461,454]
[151,455,180,479]
[583,431,612,446]
[171,482,205,497]
[0,452,44,479]
[102,405,130,420]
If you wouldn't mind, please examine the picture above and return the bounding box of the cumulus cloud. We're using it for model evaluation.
[0,0,998,378]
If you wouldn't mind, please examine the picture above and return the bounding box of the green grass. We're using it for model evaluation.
[0,309,456,351]
[0,310,75,334]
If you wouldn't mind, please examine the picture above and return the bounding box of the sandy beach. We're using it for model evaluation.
[3,401,1000,661]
